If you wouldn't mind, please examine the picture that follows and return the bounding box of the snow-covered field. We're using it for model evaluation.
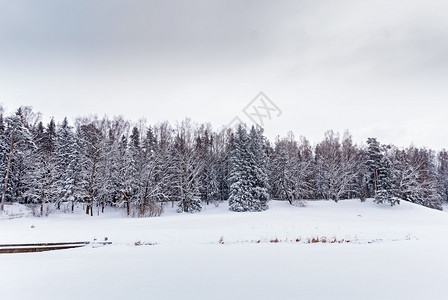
[1,199,448,300]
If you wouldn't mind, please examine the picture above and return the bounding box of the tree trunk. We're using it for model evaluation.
[206,172,210,205]
[281,175,293,205]
[126,199,130,216]
[1,128,15,212]
[88,161,96,217]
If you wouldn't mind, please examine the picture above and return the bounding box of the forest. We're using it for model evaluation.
[1,106,447,217]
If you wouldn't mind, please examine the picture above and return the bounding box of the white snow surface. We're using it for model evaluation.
[1,199,448,300]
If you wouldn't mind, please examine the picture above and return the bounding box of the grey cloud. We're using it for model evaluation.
[0,0,305,63]
[1,0,448,148]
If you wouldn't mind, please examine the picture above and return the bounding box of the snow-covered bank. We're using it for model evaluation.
[1,199,447,245]
[1,199,448,299]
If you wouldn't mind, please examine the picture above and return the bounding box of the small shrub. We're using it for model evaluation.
[29,203,54,217]
[135,240,156,246]
[129,202,164,218]
[292,200,306,207]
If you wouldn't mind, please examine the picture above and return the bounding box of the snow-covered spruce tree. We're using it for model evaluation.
[24,119,58,216]
[228,124,269,212]
[228,124,253,211]
[54,117,81,212]
[366,138,399,206]
[248,126,269,211]
[124,126,143,215]
[2,108,37,205]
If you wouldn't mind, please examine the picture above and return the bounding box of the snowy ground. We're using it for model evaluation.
[1,199,448,300]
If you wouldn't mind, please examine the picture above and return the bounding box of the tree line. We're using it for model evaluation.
[0,106,446,216]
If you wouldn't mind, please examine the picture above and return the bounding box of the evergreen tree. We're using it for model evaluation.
[228,125,269,212]
[228,125,253,212]
[3,110,36,204]
[248,126,269,211]
[54,117,80,211]
[366,138,399,206]
[154,122,177,207]
[3,105,446,215]
[24,119,57,215]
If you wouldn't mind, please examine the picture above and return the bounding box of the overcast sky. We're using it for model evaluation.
[1,0,447,148]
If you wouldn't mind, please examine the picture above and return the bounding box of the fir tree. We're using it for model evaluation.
[228,125,269,212]
[228,125,253,212]
[248,126,269,211]
[3,110,36,205]
[54,117,81,211]
[24,119,57,215]
[367,138,399,206]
